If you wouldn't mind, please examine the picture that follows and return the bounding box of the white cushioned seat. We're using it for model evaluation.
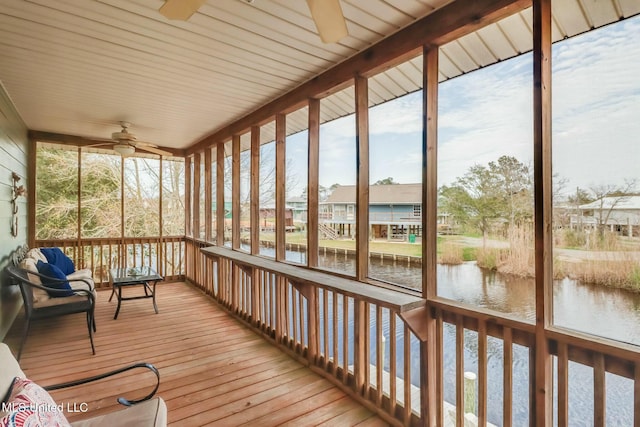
[69,398,167,427]
[0,344,167,426]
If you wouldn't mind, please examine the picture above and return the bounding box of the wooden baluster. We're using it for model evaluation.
[504,327,514,427]
[333,291,339,377]
[231,264,237,311]
[292,285,299,349]
[594,353,606,427]
[251,267,259,326]
[275,275,284,343]
[436,309,444,426]
[478,320,487,426]
[557,341,568,427]
[323,288,329,369]
[343,295,349,385]
[376,305,383,407]
[299,291,305,352]
[364,302,370,398]
[456,315,464,427]
[354,299,366,395]
[634,363,640,427]
[390,312,397,418]
[242,268,247,316]
[269,273,275,330]
[529,343,536,427]
[307,286,318,364]
[244,267,249,316]
[404,322,411,426]
[220,258,225,305]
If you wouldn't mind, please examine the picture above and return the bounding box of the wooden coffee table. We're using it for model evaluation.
[109,267,163,319]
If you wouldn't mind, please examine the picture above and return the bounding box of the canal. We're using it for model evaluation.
[277,248,639,425]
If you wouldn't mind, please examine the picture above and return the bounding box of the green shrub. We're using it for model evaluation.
[439,242,464,265]
[462,247,476,261]
[476,248,498,270]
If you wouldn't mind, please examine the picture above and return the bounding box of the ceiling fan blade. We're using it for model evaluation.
[307,0,348,44]
[159,0,207,21]
[133,140,159,148]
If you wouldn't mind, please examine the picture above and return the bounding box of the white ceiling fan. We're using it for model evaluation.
[106,122,173,157]
[159,0,348,44]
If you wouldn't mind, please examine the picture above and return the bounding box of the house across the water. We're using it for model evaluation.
[573,196,640,237]
[319,183,451,240]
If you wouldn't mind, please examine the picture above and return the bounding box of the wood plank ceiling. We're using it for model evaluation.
[0,0,638,152]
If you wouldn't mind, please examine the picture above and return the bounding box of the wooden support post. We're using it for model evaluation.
[275,113,286,261]
[533,0,553,425]
[251,126,260,255]
[355,76,369,281]
[27,139,38,248]
[193,152,201,240]
[76,147,81,250]
[308,99,320,268]
[204,148,212,242]
[216,144,225,246]
[232,135,240,250]
[184,156,193,239]
[120,155,125,252]
[423,45,439,427]
[158,157,164,277]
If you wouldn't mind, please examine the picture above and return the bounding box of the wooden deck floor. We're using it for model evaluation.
[5,282,388,426]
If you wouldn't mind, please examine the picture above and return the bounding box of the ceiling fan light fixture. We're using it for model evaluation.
[307,0,348,44]
[113,143,135,157]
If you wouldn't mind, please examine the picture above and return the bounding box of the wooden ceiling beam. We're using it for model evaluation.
[187,0,530,155]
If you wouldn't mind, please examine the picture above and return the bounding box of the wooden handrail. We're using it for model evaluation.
[194,240,640,426]
[201,246,425,313]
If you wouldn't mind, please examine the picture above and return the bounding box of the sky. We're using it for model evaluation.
[283,14,640,200]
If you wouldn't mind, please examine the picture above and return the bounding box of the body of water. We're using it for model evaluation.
[268,246,639,425]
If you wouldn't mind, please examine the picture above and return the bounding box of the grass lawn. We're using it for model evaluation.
[261,232,423,256]
[258,232,487,259]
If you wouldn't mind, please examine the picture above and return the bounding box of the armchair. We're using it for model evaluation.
[0,343,167,426]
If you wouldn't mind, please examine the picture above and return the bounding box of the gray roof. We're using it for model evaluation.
[323,184,422,204]
[579,196,640,210]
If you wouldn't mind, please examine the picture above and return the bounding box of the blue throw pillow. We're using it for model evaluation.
[40,247,75,275]
[36,260,74,297]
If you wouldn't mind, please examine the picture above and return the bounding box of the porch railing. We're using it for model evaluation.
[35,236,185,287]
[189,238,640,426]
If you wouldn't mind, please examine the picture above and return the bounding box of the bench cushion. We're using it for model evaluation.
[0,345,167,427]
[0,378,71,426]
[18,258,49,304]
[0,345,24,401]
